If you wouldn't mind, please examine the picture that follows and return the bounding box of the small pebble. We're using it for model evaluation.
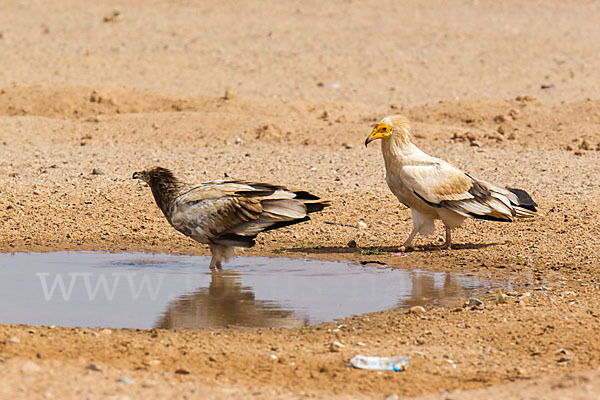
[580,140,591,150]
[493,115,506,123]
[385,395,399,400]
[20,361,41,373]
[91,168,104,175]
[409,306,426,314]
[343,143,354,149]
[470,140,483,147]
[235,137,243,144]
[117,377,135,385]
[358,221,367,229]
[86,363,102,372]
[468,298,483,307]
[223,90,237,100]
[347,240,357,248]
[174,368,190,375]
[6,336,20,343]
[329,341,345,352]
[558,357,570,363]
[507,131,519,140]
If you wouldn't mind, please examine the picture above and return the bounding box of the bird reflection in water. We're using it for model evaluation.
[401,271,467,308]
[155,269,308,329]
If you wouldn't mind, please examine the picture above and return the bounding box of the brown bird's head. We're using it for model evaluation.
[132,167,178,185]
[365,115,412,147]
[133,167,184,217]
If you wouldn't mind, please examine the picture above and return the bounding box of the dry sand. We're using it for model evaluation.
[1,0,600,398]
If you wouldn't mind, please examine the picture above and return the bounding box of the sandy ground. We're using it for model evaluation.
[1,0,600,398]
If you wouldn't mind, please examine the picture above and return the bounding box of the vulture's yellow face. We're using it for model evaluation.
[365,122,393,146]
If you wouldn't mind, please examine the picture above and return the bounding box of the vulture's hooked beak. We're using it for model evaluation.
[365,126,381,147]
[132,170,149,185]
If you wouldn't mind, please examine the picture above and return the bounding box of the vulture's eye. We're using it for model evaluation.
[382,127,387,131]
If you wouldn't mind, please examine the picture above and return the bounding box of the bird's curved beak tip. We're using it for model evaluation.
[132,172,139,180]
[365,136,373,147]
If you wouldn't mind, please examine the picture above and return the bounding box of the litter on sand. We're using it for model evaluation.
[349,355,409,371]
[496,289,506,304]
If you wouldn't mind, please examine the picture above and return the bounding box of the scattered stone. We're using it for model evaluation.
[596,143,600,151]
[235,137,243,144]
[574,150,585,156]
[469,140,483,147]
[358,221,367,229]
[117,377,135,385]
[6,336,20,343]
[347,239,357,248]
[558,356,570,363]
[409,306,426,314]
[0,356,4,362]
[223,90,237,100]
[101,328,112,335]
[565,144,574,151]
[516,368,528,378]
[507,131,519,140]
[103,10,122,23]
[330,82,341,89]
[329,341,345,352]
[493,115,506,123]
[541,83,555,89]
[343,143,354,149]
[175,368,190,375]
[86,363,102,372]
[385,395,399,400]
[580,140,591,150]
[270,354,278,360]
[20,361,41,373]
[91,168,104,175]
[356,342,366,346]
[468,298,483,307]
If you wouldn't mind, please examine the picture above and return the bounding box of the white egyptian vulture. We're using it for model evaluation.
[365,115,538,249]
[133,167,330,268]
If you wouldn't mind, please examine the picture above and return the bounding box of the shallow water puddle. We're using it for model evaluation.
[0,252,496,329]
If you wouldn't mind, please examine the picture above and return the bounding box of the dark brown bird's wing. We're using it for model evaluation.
[169,180,328,248]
